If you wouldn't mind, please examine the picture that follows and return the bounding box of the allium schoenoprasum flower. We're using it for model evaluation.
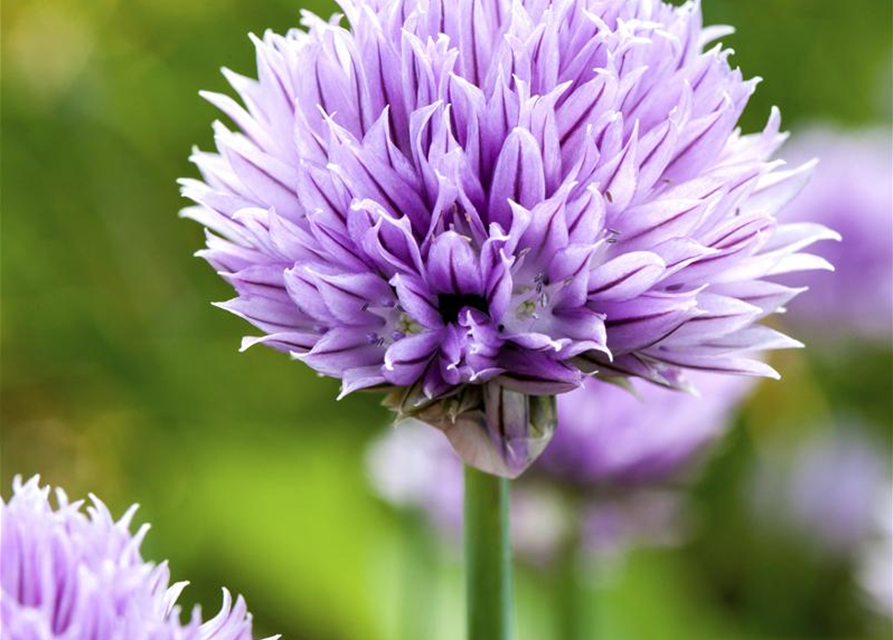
[749,426,893,618]
[0,476,276,640]
[538,370,754,485]
[367,371,754,559]
[181,0,837,477]
[775,127,892,341]
[749,427,891,557]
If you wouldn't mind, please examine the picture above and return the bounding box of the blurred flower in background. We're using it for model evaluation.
[366,419,465,538]
[507,483,687,566]
[540,374,756,487]
[777,126,893,342]
[574,490,684,560]
[857,481,893,620]
[0,476,273,640]
[704,124,893,636]
[731,423,893,635]
[749,426,890,558]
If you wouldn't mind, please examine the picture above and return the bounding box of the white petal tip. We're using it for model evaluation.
[238,336,263,352]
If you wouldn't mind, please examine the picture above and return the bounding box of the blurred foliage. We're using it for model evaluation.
[2,0,891,638]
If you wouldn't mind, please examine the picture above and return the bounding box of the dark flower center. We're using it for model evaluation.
[437,293,489,324]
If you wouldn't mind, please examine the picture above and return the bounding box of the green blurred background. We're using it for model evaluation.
[2,0,891,639]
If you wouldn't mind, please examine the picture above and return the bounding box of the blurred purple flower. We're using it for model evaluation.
[858,482,893,619]
[507,485,685,565]
[183,0,834,476]
[367,422,464,535]
[368,371,752,558]
[0,476,274,640]
[750,427,890,556]
[540,372,754,485]
[577,490,684,559]
[777,127,893,341]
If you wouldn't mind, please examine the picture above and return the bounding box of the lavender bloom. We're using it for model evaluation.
[367,421,464,534]
[777,127,893,341]
[750,427,890,556]
[0,476,274,640]
[540,371,754,484]
[858,482,893,619]
[749,426,893,621]
[577,490,684,559]
[182,0,834,476]
[367,371,752,558]
[509,485,684,564]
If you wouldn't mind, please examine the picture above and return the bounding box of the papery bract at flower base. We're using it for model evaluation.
[386,382,556,477]
[0,476,275,640]
[183,0,836,476]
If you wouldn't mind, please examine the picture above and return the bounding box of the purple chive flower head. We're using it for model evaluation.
[182,0,835,476]
[776,127,893,341]
[367,371,753,558]
[0,476,274,640]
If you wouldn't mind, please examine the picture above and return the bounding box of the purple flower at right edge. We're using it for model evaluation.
[368,371,754,561]
[184,0,839,478]
[776,127,893,341]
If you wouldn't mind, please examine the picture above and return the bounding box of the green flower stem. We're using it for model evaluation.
[556,526,587,640]
[464,465,513,640]
[400,511,439,640]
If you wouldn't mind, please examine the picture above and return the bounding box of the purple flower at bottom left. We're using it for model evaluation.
[0,476,277,640]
